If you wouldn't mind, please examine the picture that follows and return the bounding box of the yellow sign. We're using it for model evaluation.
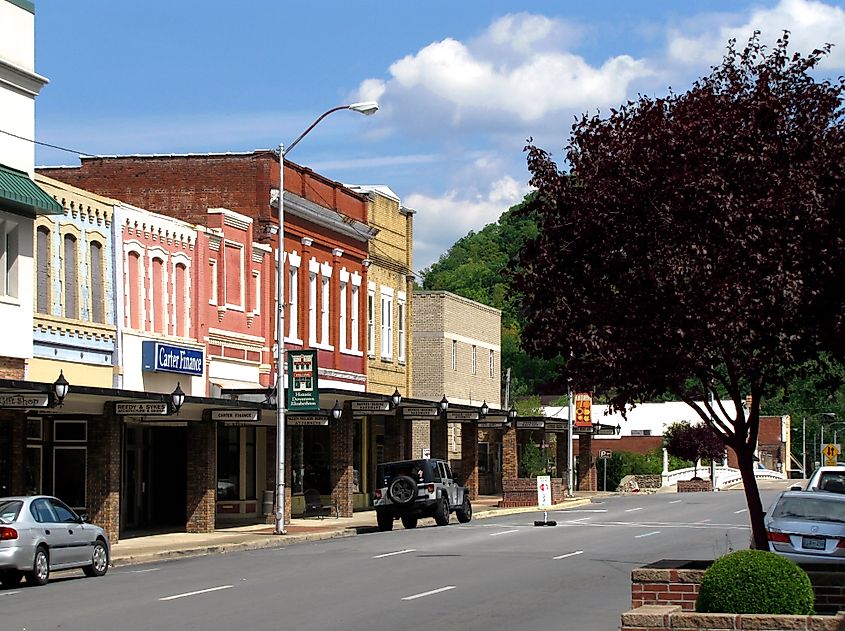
[823,443,839,465]
[574,392,592,429]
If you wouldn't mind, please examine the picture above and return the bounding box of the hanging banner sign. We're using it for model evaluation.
[116,401,169,416]
[350,400,391,413]
[287,350,319,411]
[211,409,259,423]
[516,419,545,429]
[574,392,593,429]
[545,421,569,432]
[287,415,329,426]
[0,392,50,408]
[447,411,479,423]
[402,406,440,418]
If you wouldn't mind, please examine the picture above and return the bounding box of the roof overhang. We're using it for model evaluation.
[0,164,63,218]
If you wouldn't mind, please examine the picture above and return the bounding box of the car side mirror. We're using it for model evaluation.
[78,513,88,523]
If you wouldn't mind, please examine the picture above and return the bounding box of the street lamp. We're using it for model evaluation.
[390,388,402,409]
[274,101,379,536]
[170,382,186,415]
[331,400,343,421]
[53,370,69,407]
[803,412,835,477]
[480,400,489,417]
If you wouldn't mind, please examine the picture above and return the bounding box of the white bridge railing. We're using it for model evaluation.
[661,465,786,490]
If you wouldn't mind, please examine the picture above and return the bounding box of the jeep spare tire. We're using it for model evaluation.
[388,475,418,504]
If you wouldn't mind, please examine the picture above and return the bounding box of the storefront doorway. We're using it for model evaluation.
[122,424,187,532]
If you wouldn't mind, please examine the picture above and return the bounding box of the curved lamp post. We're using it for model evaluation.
[804,412,835,477]
[274,101,378,535]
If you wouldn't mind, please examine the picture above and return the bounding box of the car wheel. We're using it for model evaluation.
[26,546,49,586]
[456,495,472,523]
[83,540,109,578]
[401,515,418,529]
[0,570,22,588]
[387,475,418,505]
[434,496,450,526]
[376,510,394,532]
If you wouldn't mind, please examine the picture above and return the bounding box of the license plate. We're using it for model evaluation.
[802,536,826,550]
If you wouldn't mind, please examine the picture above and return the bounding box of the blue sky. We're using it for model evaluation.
[32,0,845,272]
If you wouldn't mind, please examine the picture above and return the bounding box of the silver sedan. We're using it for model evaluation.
[765,490,845,564]
[0,495,110,587]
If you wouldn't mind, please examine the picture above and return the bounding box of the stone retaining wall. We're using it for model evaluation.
[677,479,713,492]
[620,604,844,631]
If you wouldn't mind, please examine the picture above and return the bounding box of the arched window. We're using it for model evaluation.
[63,234,78,319]
[128,251,141,329]
[89,241,104,323]
[174,263,187,336]
[36,227,50,314]
[152,257,165,333]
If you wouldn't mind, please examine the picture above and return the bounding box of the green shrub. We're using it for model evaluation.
[520,442,546,477]
[695,549,814,615]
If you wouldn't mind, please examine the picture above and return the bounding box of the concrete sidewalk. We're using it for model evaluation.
[109,494,601,567]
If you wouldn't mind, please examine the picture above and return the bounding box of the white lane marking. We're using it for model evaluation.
[0,591,20,597]
[373,549,415,559]
[402,585,456,601]
[566,517,591,523]
[625,507,644,513]
[733,509,747,514]
[129,568,161,574]
[635,531,661,538]
[696,519,711,523]
[159,585,233,601]
[669,500,682,504]
[553,550,584,560]
[489,529,520,537]
[561,509,608,513]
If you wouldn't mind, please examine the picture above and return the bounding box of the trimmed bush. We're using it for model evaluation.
[695,549,814,615]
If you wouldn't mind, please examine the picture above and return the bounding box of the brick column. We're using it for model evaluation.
[577,434,597,491]
[330,405,353,517]
[460,421,478,499]
[502,424,518,479]
[86,406,121,543]
[7,412,26,496]
[430,418,448,460]
[407,420,428,460]
[557,431,570,492]
[186,420,216,533]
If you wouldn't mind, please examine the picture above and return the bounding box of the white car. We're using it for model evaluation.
[800,466,845,493]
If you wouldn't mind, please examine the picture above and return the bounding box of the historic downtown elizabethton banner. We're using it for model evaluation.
[287,349,320,411]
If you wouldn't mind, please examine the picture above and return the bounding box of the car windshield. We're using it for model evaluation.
[0,500,23,524]
[772,496,845,523]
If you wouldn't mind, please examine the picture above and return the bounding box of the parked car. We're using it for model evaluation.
[804,465,845,493]
[764,490,845,564]
[373,458,472,531]
[0,495,110,587]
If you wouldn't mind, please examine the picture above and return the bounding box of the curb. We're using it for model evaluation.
[110,497,597,567]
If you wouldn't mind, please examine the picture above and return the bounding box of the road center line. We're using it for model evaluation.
[634,531,661,538]
[159,585,233,601]
[489,529,520,537]
[373,549,415,559]
[669,500,682,504]
[567,517,591,523]
[625,507,644,512]
[402,585,456,601]
[561,509,608,513]
[129,568,161,573]
[553,550,584,560]
[733,509,747,514]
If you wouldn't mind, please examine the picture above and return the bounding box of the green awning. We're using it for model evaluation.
[0,164,64,218]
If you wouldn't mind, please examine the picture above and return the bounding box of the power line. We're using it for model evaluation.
[0,128,92,157]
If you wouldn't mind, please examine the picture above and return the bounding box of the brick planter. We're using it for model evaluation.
[620,604,844,631]
[499,477,564,507]
[677,479,712,492]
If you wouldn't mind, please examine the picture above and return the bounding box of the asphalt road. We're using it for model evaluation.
[3,489,782,631]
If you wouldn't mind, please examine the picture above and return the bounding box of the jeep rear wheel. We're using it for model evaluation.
[456,495,472,523]
[433,496,450,526]
[400,515,418,529]
[376,510,394,532]
[387,475,418,505]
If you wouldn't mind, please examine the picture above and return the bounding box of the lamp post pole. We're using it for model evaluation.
[274,102,378,535]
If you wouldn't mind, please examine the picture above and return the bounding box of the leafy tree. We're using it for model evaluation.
[664,422,726,478]
[520,441,547,477]
[514,33,845,550]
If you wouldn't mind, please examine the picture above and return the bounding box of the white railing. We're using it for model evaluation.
[661,465,786,489]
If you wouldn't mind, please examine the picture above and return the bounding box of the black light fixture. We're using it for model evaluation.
[480,400,489,417]
[390,388,402,408]
[616,424,622,435]
[507,404,517,421]
[331,400,343,421]
[439,395,449,412]
[171,382,186,415]
[53,370,69,406]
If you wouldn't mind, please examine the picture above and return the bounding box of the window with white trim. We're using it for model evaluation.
[63,234,78,318]
[308,271,317,346]
[224,242,244,310]
[252,271,261,315]
[89,241,104,323]
[36,226,50,314]
[472,345,477,375]
[351,285,359,352]
[208,259,218,305]
[321,276,330,346]
[489,349,494,378]
[397,295,406,362]
[339,280,347,351]
[380,288,393,359]
[451,340,457,371]
[367,287,375,356]
[288,266,298,340]
[0,219,20,299]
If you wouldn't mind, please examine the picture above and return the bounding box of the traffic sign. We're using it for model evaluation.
[599,449,612,459]
[823,443,840,466]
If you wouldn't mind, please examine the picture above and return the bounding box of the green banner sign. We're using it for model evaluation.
[287,349,319,411]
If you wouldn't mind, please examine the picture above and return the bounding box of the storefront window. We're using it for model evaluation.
[352,420,362,493]
[54,447,86,509]
[0,431,10,496]
[245,428,256,500]
[478,442,490,473]
[25,446,41,495]
[290,425,330,495]
[217,426,239,501]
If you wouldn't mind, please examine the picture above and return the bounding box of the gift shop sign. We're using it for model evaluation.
[0,392,50,408]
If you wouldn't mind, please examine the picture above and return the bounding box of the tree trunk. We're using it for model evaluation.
[735,444,768,550]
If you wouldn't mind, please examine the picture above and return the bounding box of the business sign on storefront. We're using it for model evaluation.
[287,414,329,426]
[516,419,545,429]
[211,409,259,423]
[116,401,170,416]
[0,392,50,408]
[142,341,204,376]
[545,421,569,432]
[478,421,508,429]
[287,350,319,411]
[446,411,479,423]
[402,406,440,419]
[574,392,593,429]
[350,400,391,414]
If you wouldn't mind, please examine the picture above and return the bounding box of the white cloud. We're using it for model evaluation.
[668,0,845,68]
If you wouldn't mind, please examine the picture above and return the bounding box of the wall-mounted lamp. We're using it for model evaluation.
[331,400,343,421]
[390,388,402,408]
[171,382,186,415]
[507,404,517,424]
[480,400,489,417]
[53,370,69,407]
[439,395,449,413]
